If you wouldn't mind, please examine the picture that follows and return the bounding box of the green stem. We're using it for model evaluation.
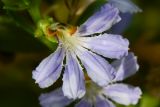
[28,0,42,24]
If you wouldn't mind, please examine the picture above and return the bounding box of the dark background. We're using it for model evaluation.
[0,0,160,107]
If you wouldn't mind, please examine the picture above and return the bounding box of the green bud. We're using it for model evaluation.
[35,18,57,43]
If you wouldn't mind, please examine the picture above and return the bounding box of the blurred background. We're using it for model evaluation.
[0,0,160,107]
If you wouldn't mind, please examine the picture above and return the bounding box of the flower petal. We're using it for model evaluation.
[76,47,115,86]
[112,52,139,81]
[39,88,72,107]
[108,0,142,13]
[80,34,129,59]
[78,4,121,36]
[103,83,142,105]
[75,99,92,107]
[95,96,115,107]
[62,51,85,99]
[32,46,65,88]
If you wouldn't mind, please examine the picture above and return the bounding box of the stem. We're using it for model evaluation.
[28,7,41,24]
[28,0,42,24]
[27,0,58,51]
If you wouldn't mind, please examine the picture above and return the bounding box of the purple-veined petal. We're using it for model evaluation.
[62,51,85,99]
[32,46,65,88]
[78,4,121,36]
[95,96,115,107]
[108,0,142,13]
[112,52,139,81]
[39,88,72,107]
[80,34,129,59]
[103,83,142,105]
[75,99,92,107]
[76,47,116,86]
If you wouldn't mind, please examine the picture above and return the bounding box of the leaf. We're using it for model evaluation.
[140,94,160,107]
[2,0,30,11]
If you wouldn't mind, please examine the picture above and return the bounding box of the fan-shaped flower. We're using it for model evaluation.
[75,53,141,107]
[33,4,129,99]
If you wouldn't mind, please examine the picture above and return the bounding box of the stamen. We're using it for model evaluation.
[67,26,77,35]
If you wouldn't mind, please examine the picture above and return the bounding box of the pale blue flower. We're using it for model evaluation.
[33,4,129,99]
[76,53,142,107]
[39,53,142,107]
[108,0,142,13]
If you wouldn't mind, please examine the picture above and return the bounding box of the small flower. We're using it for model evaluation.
[108,0,142,13]
[33,4,129,99]
[39,53,142,107]
[76,53,142,107]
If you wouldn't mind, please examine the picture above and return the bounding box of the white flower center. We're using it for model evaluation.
[59,30,82,52]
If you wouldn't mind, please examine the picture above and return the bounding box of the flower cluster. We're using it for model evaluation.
[39,53,142,107]
[32,0,142,107]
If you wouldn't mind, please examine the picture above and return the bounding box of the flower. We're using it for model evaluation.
[108,0,142,13]
[76,53,141,107]
[33,4,129,99]
[39,53,142,107]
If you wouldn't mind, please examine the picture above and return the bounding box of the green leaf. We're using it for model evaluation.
[2,0,30,11]
[116,103,138,107]
[140,94,160,107]
[2,0,42,23]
